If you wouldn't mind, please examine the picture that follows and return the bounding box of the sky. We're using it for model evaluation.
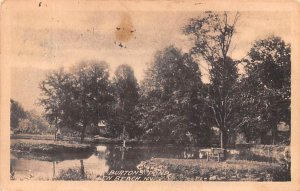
[8,8,291,111]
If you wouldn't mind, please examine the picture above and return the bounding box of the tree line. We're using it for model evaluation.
[10,99,54,134]
[33,12,291,147]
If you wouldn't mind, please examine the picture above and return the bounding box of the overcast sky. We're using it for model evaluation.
[9,9,291,111]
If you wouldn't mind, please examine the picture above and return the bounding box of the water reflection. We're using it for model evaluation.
[10,145,229,180]
[10,145,202,180]
[80,160,85,179]
[11,147,110,180]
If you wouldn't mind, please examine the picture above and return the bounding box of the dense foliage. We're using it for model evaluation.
[137,46,210,144]
[240,36,291,144]
[39,61,115,142]
[110,64,140,139]
[34,12,291,146]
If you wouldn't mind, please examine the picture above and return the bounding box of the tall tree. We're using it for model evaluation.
[138,46,209,144]
[39,68,71,140]
[184,12,242,148]
[67,61,114,143]
[243,36,291,144]
[111,64,140,139]
[10,99,27,129]
[39,61,114,143]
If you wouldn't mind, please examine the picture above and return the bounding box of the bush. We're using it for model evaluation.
[55,168,89,180]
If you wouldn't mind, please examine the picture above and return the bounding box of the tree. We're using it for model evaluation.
[243,36,291,144]
[10,99,27,129]
[39,61,114,143]
[184,12,242,148]
[39,68,72,140]
[111,64,140,139]
[138,46,209,144]
[16,110,53,134]
[67,61,114,143]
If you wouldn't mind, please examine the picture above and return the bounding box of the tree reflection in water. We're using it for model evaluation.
[53,145,137,180]
[11,144,187,180]
[104,145,149,171]
[52,161,55,178]
[80,160,86,179]
[54,146,110,180]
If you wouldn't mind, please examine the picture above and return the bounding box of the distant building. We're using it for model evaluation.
[98,120,107,128]
[277,122,290,144]
[97,120,108,136]
[277,122,290,132]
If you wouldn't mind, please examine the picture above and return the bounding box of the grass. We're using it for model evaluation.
[11,139,96,160]
[11,133,128,144]
[137,158,290,181]
[11,133,107,143]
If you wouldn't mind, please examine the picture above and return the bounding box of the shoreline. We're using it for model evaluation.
[10,137,290,181]
[11,139,96,159]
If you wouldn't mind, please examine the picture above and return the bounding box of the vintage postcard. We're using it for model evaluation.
[1,0,300,190]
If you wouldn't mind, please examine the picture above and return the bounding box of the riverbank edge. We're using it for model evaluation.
[11,139,96,155]
[11,134,148,145]
[137,158,290,181]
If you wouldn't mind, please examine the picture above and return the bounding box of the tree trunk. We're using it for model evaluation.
[245,133,250,143]
[54,117,58,141]
[220,130,224,149]
[122,125,126,147]
[52,161,56,179]
[220,129,228,149]
[272,124,277,145]
[80,125,87,143]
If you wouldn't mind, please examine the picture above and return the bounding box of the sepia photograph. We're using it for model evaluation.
[1,0,300,190]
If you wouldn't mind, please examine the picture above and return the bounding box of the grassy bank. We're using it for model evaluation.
[11,133,117,144]
[137,158,290,181]
[11,134,168,147]
[11,139,96,161]
[11,133,144,145]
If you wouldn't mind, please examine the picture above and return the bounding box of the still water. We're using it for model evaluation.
[11,144,194,180]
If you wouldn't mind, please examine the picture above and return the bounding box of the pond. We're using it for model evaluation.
[10,144,198,180]
[11,144,288,181]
